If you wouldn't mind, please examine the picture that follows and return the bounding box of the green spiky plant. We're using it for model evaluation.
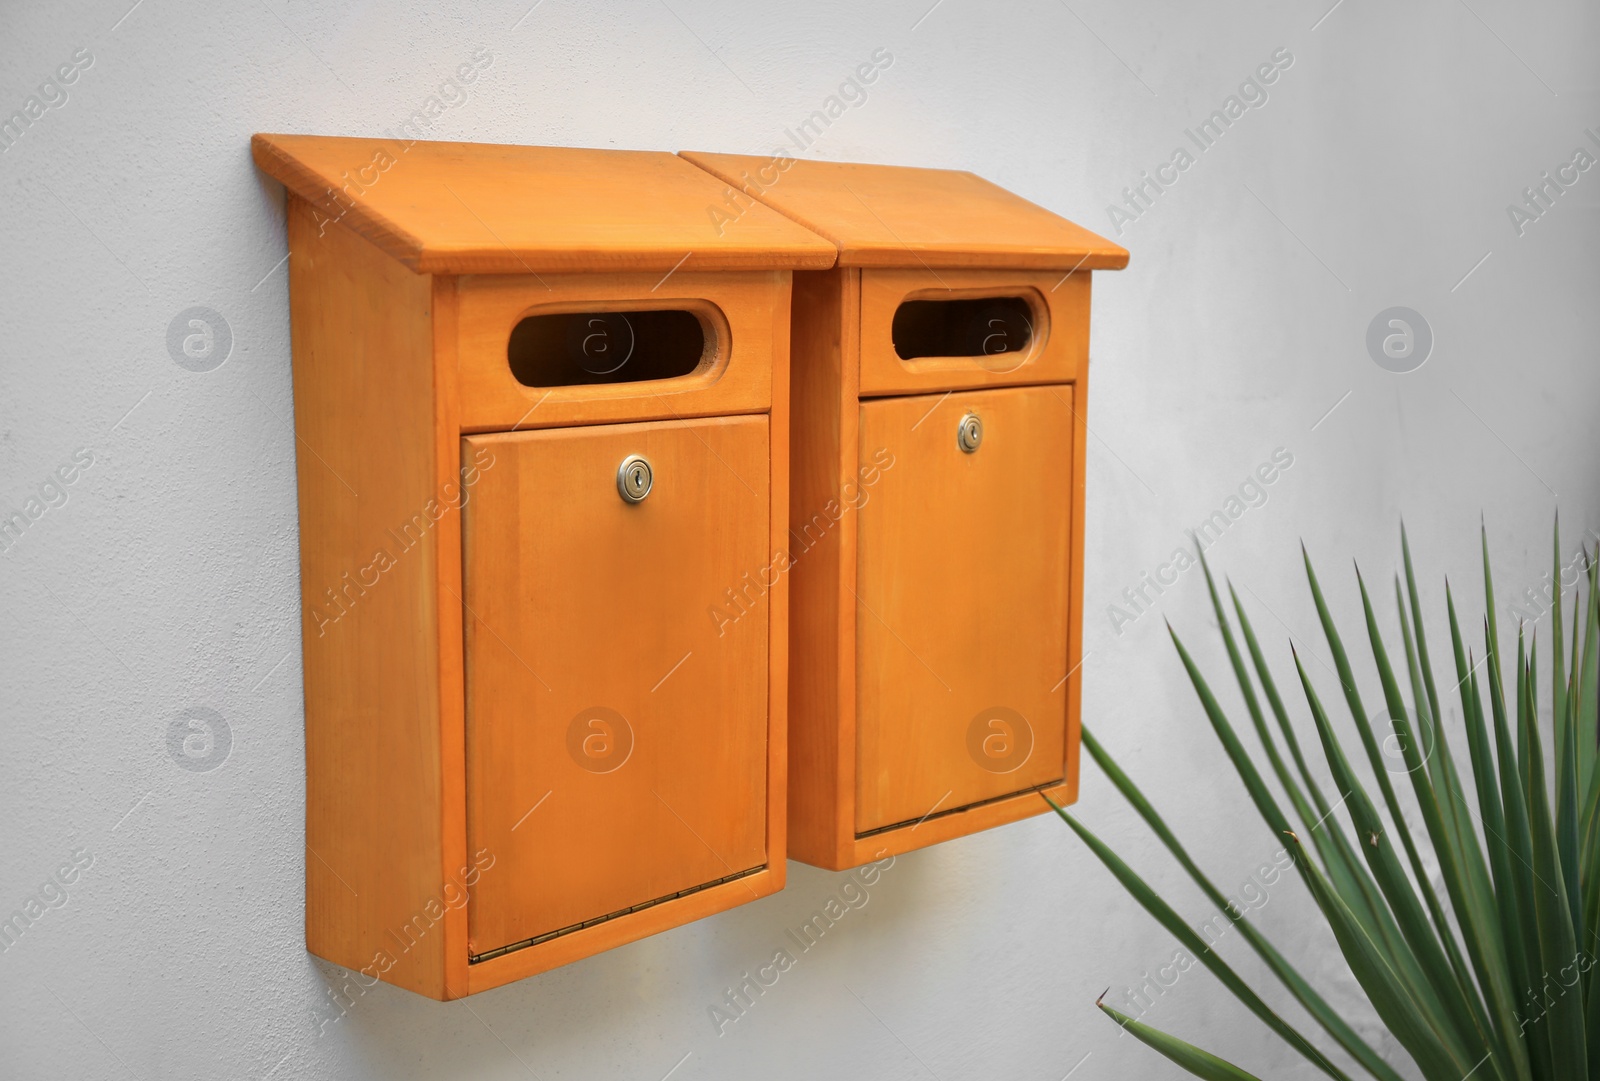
[1050,520,1600,1081]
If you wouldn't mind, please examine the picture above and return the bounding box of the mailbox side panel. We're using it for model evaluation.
[786,268,861,868]
[289,197,458,999]
[1063,275,1090,812]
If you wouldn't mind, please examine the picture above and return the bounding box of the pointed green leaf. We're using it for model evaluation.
[1167,624,1295,850]
[1485,620,1554,1081]
[1290,646,1473,1058]
[1553,515,1569,806]
[1078,727,1408,1081]
[1394,574,1526,1081]
[1287,825,1474,1081]
[1577,545,1599,802]
[1096,998,1267,1081]
[1516,645,1588,1077]
[1401,523,1444,732]
[1304,551,1467,1012]
[1483,520,1502,690]
[1353,569,1492,1062]
[1232,585,1405,961]
[1448,584,1536,1053]
[1051,801,1356,1081]
[1193,545,1320,835]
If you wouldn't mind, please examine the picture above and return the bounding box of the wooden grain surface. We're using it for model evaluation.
[253,134,837,275]
[681,152,1129,271]
[454,270,785,432]
[290,195,457,998]
[854,386,1072,832]
[858,268,1090,396]
[461,417,771,953]
[784,269,861,868]
[429,273,471,999]
[783,272,1080,869]
[276,140,805,991]
[465,866,783,993]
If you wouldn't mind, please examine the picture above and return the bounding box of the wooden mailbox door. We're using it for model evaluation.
[461,416,770,957]
[854,386,1073,834]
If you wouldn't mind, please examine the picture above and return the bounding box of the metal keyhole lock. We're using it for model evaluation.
[616,454,653,503]
[956,412,983,454]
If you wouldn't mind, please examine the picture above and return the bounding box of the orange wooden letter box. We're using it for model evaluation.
[252,135,835,997]
[683,154,1129,869]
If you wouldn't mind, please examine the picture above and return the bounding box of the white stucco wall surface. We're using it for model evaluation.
[1,2,1596,1078]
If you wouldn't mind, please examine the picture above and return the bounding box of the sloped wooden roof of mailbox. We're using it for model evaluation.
[680,152,1130,270]
[251,134,839,273]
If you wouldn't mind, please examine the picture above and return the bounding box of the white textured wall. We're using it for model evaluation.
[2,1,1596,1078]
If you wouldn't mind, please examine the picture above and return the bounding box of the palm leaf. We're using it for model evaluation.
[1049,800,1355,1081]
[1517,640,1588,1076]
[1289,645,1474,1072]
[1077,727,1406,1081]
[1304,552,1466,989]
[1354,570,1501,1071]
[1448,585,1537,1049]
[1230,584,1403,957]
[1392,572,1527,1081]
[1058,523,1596,1080]
[1095,997,1266,1081]
[1281,786,1470,1081]
[1487,623,1556,1080]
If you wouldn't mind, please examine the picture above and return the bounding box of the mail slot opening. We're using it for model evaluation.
[891,297,1034,360]
[508,309,711,387]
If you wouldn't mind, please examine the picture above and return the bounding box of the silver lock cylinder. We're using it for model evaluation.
[957,412,983,454]
[617,454,653,502]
